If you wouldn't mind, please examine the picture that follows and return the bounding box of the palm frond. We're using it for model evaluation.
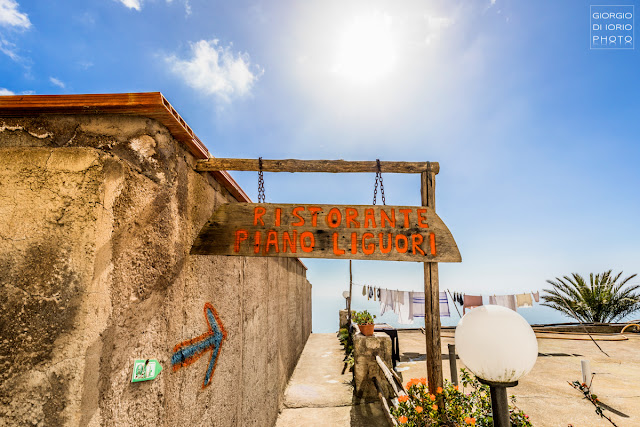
[542,271,640,323]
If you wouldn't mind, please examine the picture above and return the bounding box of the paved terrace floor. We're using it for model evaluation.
[396,329,640,427]
[275,333,388,427]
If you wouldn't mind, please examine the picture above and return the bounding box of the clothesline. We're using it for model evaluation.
[358,284,541,325]
[360,285,451,325]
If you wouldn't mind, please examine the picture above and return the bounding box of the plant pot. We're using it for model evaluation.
[358,324,375,336]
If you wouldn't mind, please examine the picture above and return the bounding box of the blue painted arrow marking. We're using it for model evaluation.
[171,302,227,388]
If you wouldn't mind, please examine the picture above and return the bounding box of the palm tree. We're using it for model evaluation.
[542,270,640,323]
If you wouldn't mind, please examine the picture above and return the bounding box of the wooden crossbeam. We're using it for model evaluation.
[196,158,439,174]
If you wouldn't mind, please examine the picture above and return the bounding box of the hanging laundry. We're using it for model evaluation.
[489,295,517,311]
[516,293,533,308]
[377,288,381,299]
[373,287,377,301]
[463,294,483,314]
[368,286,373,300]
[440,292,450,317]
[412,292,425,318]
[362,285,366,296]
[409,291,450,318]
[397,291,414,324]
[532,291,540,303]
[379,289,393,316]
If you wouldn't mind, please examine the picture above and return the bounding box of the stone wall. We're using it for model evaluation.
[353,330,393,401]
[0,115,312,426]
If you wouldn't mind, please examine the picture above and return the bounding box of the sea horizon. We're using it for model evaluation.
[312,291,640,333]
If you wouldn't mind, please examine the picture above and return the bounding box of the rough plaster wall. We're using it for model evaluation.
[0,115,311,427]
[0,147,118,426]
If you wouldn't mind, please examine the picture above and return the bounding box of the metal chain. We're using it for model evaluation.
[258,157,265,203]
[378,160,386,206]
[373,166,379,206]
[373,159,386,206]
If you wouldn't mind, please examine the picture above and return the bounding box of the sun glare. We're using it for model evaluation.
[332,12,397,86]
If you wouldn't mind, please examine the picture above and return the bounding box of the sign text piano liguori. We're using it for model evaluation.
[191,203,461,263]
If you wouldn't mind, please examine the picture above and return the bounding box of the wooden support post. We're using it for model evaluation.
[348,260,353,328]
[448,344,458,386]
[421,170,443,393]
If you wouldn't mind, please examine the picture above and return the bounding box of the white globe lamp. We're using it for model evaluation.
[455,305,538,426]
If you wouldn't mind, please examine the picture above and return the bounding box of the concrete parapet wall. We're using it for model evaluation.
[339,309,349,330]
[0,115,312,426]
[353,330,393,401]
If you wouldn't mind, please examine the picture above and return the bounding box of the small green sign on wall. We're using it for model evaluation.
[131,359,162,383]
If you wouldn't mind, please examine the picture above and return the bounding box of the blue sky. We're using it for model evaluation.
[2,0,639,332]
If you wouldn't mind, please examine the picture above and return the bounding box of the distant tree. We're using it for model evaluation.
[542,270,640,323]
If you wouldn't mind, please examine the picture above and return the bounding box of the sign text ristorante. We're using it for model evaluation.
[191,203,461,263]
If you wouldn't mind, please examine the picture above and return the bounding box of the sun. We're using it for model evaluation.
[331,12,398,86]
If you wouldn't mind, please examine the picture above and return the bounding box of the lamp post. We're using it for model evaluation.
[455,305,538,427]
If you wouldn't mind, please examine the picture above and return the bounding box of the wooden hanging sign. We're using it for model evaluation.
[191,203,461,263]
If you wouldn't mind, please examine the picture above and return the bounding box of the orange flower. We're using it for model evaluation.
[454,385,459,391]
[436,387,443,394]
[398,395,409,403]
[420,377,427,385]
[429,394,436,401]
[398,415,408,424]
[464,417,476,425]
[432,404,438,411]
[415,406,423,414]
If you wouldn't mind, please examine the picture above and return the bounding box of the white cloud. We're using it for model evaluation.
[0,87,14,95]
[0,0,30,28]
[116,0,142,11]
[0,37,18,60]
[424,14,454,44]
[165,39,262,102]
[49,77,65,88]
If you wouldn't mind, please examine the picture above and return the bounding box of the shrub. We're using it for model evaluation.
[353,310,376,325]
[391,369,532,426]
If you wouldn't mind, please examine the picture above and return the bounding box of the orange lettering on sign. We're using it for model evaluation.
[332,233,345,255]
[300,231,315,253]
[380,209,396,228]
[292,207,305,226]
[395,234,408,253]
[308,207,322,226]
[283,231,297,253]
[417,209,429,228]
[346,208,360,228]
[362,232,375,255]
[399,209,412,228]
[235,229,248,253]
[254,231,261,254]
[429,232,436,256]
[379,233,392,254]
[265,230,279,253]
[326,208,342,228]
[411,234,425,256]
[254,206,266,226]
[275,208,282,227]
[351,232,358,254]
[364,208,376,228]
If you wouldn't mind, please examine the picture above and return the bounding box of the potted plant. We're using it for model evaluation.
[353,310,376,336]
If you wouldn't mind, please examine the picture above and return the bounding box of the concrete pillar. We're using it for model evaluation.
[339,309,349,330]
[353,330,393,400]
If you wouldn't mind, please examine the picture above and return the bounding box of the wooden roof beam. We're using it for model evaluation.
[196,158,440,174]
